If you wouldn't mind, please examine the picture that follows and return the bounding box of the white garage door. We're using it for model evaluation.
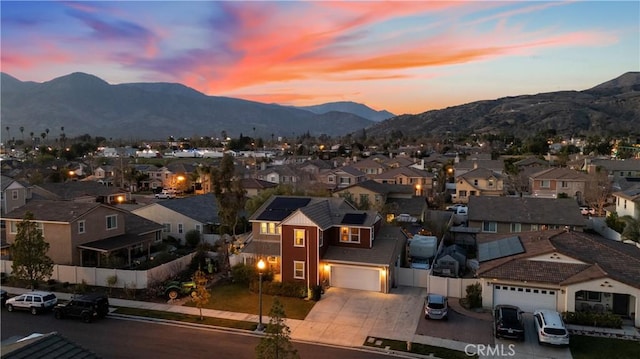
[331,265,380,292]
[493,284,557,313]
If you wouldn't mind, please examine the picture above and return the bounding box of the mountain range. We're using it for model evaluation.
[364,72,640,139]
[1,71,638,142]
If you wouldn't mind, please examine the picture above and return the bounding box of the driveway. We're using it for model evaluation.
[416,305,493,345]
[290,286,425,347]
[491,314,572,359]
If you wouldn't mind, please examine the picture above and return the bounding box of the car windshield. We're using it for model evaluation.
[43,294,56,301]
[428,302,445,309]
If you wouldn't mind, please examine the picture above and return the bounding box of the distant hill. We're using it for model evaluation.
[294,101,395,122]
[364,72,640,139]
[0,72,374,140]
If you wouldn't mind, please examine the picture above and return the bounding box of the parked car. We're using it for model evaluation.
[533,309,570,346]
[1,289,8,307]
[493,305,525,341]
[396,213,418,223]
[5,291,58,315]
[424,293,448,320]
[54,293,110,323]
[579,206,596,216]
[155,189,176,199]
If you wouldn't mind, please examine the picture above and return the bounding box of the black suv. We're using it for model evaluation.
[493,305,525,341]
[54,293,109,323]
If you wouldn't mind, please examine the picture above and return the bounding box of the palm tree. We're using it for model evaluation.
[19,126,24,142]
[45,128,50,144]
[5,126,9,145]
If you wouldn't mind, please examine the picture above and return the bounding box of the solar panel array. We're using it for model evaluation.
[341,213,367,225]
[256,197,312,221]
[477,236,525,262]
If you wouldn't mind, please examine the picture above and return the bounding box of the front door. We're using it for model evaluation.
[612,293,629,315]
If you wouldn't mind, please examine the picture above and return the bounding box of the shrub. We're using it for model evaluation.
[231,263,256,285]
[465,283,482,308]
[185,230,201,248]
[563,311,622,329]
[250,281,306,298]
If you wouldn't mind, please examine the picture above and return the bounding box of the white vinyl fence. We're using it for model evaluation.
[0,252,195,290]
[397,267,479,298]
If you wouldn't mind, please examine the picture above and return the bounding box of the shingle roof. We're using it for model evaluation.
[612,186,640,202]
[467,197,585,226]
[337,179,413,195]
[372,166,434,180]
[34,181,125,200]
[529,167,589,180]
[458,167,502,180]
[154,193,224,224]
[1,332,100,359]
[322,225,406,266]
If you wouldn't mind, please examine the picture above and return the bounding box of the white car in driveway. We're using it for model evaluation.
[533,309,570,346]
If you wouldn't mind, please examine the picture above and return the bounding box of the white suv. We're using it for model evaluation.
[5,291,58,315]
[533,309,570,346]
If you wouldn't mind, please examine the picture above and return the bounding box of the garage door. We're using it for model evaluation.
[331,265,380,292]
[493,284,557,313]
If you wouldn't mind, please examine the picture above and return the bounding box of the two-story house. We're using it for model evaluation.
[241,196,405,293]
[349,157,388,179]
[454,168,504,203]
[371,167,434,196]
[454,159,504,177]
[612,186,640,220]
[1,175,30,215]
[467,196,586,234]
[529,167,590,203]
[31,181,130,205]
[325,166,366,190]
[3,200,162,267]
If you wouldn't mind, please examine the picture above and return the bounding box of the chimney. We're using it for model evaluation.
[473,161,478,169]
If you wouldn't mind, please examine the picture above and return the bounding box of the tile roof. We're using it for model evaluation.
[458,167,502,180]
[467,197,585,226]
[3,200,104,222]
[590,159,640,172]
[480,259,590,284]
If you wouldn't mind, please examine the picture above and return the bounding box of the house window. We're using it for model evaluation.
[9,221,18,234]
[340,227,360,243]
[530,224,539,231]
[11,190,18,200]
[488,179,494,187]
[510,223,521,233]
[339,177,351,184]
[328,176,335,183]
[560,181,568,188]
[163,223,171,233]
[178,223,184,234]
[78,220,86,234]
[195,224,202,233]
[470,190,477,196]
[293,261,305,279]
[540,180,550,188]
[294,229,305,247]
[577,290,601,302]
[459,190,467,198]
[482,221,497,233]
[473,179,478,186]
[624,200,627,209]
[260,222,278,234]
[106,215,117,230]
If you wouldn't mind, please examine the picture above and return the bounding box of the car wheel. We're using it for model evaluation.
[82,313,92,323]
[54,310,63,319]
[168,290,179,300]
[31,307,38,315]
[6,304,13,312]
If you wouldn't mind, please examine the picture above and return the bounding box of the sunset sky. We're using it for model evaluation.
[2,1,638,115]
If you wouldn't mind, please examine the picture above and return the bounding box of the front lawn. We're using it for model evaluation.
[184,282,316,320]
[570,335,640,359]
[364,337,477,359]
[114,307,256,330]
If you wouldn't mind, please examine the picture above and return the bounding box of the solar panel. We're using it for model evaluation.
[478,236,524,262]
[341,213,367,225]
[256,197,312,221]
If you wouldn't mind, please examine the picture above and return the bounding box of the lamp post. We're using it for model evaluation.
[257,259,266,331]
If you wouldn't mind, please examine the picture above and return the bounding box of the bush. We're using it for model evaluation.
[465,283,482,308]
[185,230,201,248]
[231,263,256,285]
[563,311,622,329]
[251,281,307,298]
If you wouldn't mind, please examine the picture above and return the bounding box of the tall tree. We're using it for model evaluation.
[255,298,300,359]
[584,169,612,216]
[211,153,246,275]
[11,211,54,288]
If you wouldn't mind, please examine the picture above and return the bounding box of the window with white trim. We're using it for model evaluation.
[294,229,305,247]
[260,222,279,234]
[340,227,360,243]
[78,220,86,234]
[11,190,18,200]
[510,223,521,233]
[482,221,497,233]
[9,221,44,235]
[540,180,550,188]
[163,223,171,233]
[178,223,184,234]
[106,215,117,230]
[195,224,202,233]
[294,261,305,279]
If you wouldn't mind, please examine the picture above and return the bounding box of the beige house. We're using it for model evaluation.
[3,200,161,267]
[529,167,589,202]
[372,167,434,196]
[612,186,640,220]
[1,175,29,215]
[478,230,640,327]
[454,168,504,203]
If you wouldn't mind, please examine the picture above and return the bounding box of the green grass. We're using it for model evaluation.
[114,307,257,331]
[183,283,316,320]
[570,335,640,359]
[363,337,477,359]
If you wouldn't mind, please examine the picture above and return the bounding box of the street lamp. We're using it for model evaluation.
[257,258,266,331]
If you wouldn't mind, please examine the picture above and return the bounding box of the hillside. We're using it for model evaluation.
[0,72,374,140]
[365,72,640,139]
[294,101,395,122]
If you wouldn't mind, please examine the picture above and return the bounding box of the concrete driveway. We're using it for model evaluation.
[290,286,425,347]
[416,306,493,345]
[492,314,572,359]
